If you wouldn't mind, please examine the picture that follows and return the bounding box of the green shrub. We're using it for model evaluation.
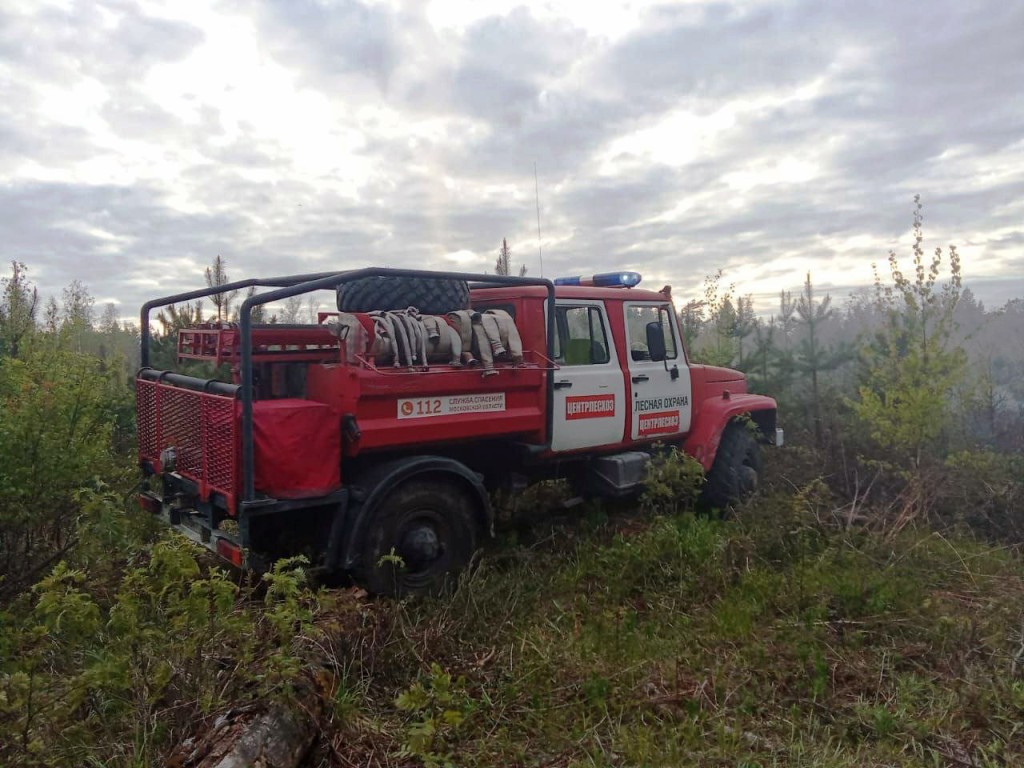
[0,345,128,599]
[0,533,320,768]
[640,446,704,515]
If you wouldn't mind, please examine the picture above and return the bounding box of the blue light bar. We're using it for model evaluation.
[553,271,642,288]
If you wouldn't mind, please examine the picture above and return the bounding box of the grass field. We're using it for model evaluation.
[298,486,1024,767]
[6,467,1024,768]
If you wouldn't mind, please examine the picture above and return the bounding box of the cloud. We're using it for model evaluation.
[0,0,1020,320]
[254,0,400,92]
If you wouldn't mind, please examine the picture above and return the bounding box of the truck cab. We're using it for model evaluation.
[136,268,780,594]
[471,284,693,453]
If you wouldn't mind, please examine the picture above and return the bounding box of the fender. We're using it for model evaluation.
[340,455,493,570]
[683,393,778,471]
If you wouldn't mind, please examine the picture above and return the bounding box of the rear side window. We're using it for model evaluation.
[554,306,610,365]
[626,305,677,361]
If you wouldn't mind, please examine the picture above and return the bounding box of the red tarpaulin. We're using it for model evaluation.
[252,399,341,498]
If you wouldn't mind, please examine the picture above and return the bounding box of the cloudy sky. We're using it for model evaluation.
[1,0,1022,320]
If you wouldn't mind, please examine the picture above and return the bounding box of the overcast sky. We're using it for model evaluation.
[1,0,1022,320]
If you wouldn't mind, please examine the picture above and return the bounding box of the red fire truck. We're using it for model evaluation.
[136,269,780,594]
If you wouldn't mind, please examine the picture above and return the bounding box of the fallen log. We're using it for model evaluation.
[169,702,319,768]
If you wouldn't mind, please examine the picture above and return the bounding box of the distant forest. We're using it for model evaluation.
[680,265,1024,452]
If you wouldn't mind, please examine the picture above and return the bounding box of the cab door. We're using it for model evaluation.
[550,301,626,452]
[622,302,692,441]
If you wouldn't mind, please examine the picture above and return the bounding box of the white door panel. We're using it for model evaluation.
[623,302,692,441]
[550,301,626,452]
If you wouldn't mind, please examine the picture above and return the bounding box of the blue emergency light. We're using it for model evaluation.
[553,271,642,288]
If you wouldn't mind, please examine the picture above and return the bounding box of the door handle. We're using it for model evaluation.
[554,380,573,390]
[631,374,650,383]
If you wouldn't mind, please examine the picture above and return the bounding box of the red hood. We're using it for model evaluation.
[689,364,748,401]
[691,364,746,383]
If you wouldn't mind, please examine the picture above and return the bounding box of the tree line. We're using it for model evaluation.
[2,204,1022,597]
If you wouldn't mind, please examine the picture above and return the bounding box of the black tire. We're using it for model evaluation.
[701,421,763,511]
[358,480,480,597]
[337,276,470,315]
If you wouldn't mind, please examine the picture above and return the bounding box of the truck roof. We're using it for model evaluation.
[472,284,672,303]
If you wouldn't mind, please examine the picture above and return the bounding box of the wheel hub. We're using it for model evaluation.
[400,524,440,570]
[738,465,758,494]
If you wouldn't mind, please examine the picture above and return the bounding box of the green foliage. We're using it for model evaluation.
[1,534,321,767]
[568,514,729,607]
[395,663,476,768]
[0,344,128,597]
[682,271,754,367]
[0,261,38,359]
[340,489,1024,768]
[794,273,854,445]
[151,301,204,372]
[640,446,704,515]
[0,236,1019,768]
[260,556,319,690]
[853,196,966,462]
[936,450,1024,539]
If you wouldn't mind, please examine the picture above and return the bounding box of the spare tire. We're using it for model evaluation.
[337,276,471,315]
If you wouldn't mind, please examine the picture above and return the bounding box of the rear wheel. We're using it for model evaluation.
[358,480,480,596]
[702,421,762,510]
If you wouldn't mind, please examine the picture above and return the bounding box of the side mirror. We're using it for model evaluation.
[645,321,667,362]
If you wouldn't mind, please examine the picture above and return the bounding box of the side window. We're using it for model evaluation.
[555,306,610,365]
[626,305,678,361]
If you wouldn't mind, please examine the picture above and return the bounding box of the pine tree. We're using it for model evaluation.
[494,239,527,277]
[795,273,832,444]
[155,302,204,336]
[733,295,756,369]
[778,289,796,350]
[205,255,238,322]
[749,316,777,393]
[99,303,120,335]
[152,302,204,370]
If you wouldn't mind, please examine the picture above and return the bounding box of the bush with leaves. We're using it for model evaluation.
[0,343,130,598]
[0,511,320,768]
[847,197,981,530]
[682,270,753,367]
[640,447,704,515]
[854,196,966,463]
[395,663,477,768]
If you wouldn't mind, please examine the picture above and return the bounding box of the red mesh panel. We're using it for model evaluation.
[204,396,238,495]
[160,387,202,479]
[136,378,239,514]
[136,380,158,460]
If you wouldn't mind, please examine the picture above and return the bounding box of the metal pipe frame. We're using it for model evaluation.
[140,268,556,505]
[139,271,342,368]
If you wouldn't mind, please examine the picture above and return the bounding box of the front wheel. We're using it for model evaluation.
[702,421,763,511]
[357,480,480,596]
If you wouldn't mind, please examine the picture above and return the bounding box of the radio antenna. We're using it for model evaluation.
[534,161,544,277]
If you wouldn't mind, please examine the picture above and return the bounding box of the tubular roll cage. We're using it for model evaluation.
[140,268,557,510]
